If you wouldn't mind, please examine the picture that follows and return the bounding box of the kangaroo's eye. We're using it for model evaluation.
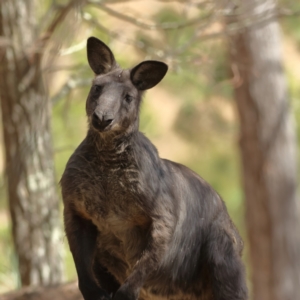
[125,94,133,104]
[91,85,102,100]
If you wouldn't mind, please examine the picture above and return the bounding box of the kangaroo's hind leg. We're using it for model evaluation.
[207,226,248,300]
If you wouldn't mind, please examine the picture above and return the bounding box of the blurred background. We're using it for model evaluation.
[0,0,300,299]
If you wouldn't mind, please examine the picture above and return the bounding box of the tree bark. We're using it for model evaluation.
[0,0,63,286]
[227,0,300,299]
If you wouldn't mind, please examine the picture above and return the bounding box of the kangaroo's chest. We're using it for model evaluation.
[75,155,150,230]
[74,150,140,211]
[100,161,140,201]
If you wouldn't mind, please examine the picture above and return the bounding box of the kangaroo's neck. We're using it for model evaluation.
[87,129,137,157]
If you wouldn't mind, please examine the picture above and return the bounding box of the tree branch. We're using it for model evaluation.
[87,1,215,30]
[31,0,86,62]
[41,0,83,46]
[99,0,213,6]
[52,76,91,105]
[82,13,153,52]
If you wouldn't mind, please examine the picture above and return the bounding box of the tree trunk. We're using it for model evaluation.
[0,0,63,286]
[227,0,300,299]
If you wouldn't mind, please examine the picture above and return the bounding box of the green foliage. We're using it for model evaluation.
[139,99,160,137]
[280,1,300,47]
[286,71,300,178]
[0,220,19,292]
[64,243,76,281]
[153,8,196,49]
[52,90,87,177]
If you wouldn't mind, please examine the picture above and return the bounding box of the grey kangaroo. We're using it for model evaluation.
[61,37,248,300]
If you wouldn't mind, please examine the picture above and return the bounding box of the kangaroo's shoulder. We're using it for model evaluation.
[133,132,161,164]
[60,138,97,187]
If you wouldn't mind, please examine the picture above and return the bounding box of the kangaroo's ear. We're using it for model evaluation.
[130,61,168,90]
[87,37,117,75]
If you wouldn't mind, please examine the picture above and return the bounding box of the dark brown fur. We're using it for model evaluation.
[61,37,248,300]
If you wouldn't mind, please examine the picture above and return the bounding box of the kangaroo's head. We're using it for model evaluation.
[86,37,168,136]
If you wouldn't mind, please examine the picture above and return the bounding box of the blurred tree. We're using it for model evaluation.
[226,0,300,299]
[0,0,82,286]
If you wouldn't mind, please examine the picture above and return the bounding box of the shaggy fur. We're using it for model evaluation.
[61,37,248,300]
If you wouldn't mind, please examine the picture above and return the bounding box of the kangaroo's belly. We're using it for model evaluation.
[92,207,151,282]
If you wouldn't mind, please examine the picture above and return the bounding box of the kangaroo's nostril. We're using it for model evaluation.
[92,112,113,130]
[104,119,113,126]
[92,112,101,122]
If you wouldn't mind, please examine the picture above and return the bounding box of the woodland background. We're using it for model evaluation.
[0,0,300,299]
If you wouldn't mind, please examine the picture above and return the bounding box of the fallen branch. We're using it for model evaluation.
[1,281,82,300]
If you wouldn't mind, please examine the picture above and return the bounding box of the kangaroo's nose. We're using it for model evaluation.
[92,112,114,130]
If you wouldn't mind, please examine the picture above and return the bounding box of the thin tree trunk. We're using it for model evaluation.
[0,0,63,286]
[227,0,300,299]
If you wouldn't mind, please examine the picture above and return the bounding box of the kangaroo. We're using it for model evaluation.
[61,37,248,300]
